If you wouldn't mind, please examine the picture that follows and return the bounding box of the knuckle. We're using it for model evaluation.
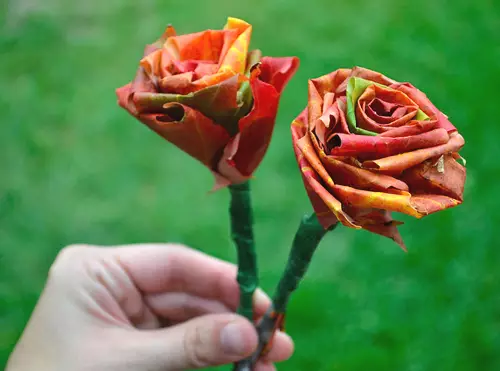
[57,244,88,260]
[48,245,93,281]
[183,322,214,368]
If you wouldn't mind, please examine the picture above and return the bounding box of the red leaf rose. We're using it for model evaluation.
[292,67,466,249]
[116,17,299,188]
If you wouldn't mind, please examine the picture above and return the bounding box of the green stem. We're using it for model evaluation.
[272,213,330,312]
[234,213,334,371]
[229,181,257,321]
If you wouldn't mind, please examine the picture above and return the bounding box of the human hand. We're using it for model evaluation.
[6,244,293,371]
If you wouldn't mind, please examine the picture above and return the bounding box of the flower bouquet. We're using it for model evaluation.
[117,17,466,370]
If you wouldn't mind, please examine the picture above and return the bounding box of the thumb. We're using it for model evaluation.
[134,313,258,371]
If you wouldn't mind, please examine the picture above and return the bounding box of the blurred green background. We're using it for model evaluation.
[1,0,499,369]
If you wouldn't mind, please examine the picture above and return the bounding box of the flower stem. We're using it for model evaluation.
[229,181,257,321]
[271,213,329,312]
[233,213,333,371]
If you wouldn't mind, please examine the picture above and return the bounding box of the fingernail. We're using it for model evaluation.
[220,321,246,355]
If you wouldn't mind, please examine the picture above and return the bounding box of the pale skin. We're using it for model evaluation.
[6,244,294,371]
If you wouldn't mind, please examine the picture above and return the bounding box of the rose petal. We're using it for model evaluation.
[297,134,336,188]
[133,75,241,134]
[169,60,218,78]
[333,99,351,134]
[137,103,230,168]
[217,63,291,181]
[292,110,359,229]
[292,111,338,227]
[330,184,459,219]
[170,60,200,74]
[336,66,396,96]
[307,128,410,194]
[391,82,456,133]
[214,133,249,188]
[307,176,360,229]
[366,99,407,122]
[321,156,410,194]
[190,70,241,93]
[144,18,253,95]
[409,194,461,215]
[224,17,252,33]
[217,80,277,180]
[140,48,175,80]
[116,67,157,115]
[211,171,232,191]
[322,92,336,117]
[219,18,252,74]
[356,84,419,132]
[362,132,465,173]
[316,99,347,147]
[116,83,134,113]
[165,30,226,62]
[379,120,437,137]
[214,55,299,185]
[258,56,300,94]
[310,68,352,101]
[309,70,352,130]
[216,21,244,66]
[308,79,326,130]
[147,24,177,53]
[194,62,219,78]
[159,72,194,94]
[329,184,423,218]
[330,128,450,159]
[401,155,466,201]
[347,208,406,250]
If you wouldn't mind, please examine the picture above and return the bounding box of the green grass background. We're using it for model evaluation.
[1,0,499,369]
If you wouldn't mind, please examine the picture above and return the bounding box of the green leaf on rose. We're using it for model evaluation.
[346,77,379,136]
[415,109,430,121]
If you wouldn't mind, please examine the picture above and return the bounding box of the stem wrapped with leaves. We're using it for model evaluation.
[229,181,257,321]
[235,213,332,371]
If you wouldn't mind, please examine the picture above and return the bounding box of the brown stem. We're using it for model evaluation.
[233,306,278,371]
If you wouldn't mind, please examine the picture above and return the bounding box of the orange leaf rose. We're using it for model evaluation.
[117,17,299,188]
[292,67,466,249]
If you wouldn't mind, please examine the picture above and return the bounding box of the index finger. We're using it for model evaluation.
[110,243,270,313]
